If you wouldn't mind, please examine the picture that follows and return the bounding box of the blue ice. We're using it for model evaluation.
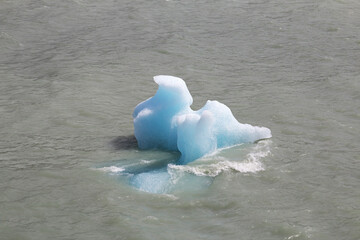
[133,75,271,165]
[100,76,271,194]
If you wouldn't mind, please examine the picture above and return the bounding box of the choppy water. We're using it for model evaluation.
[1,0,359,239]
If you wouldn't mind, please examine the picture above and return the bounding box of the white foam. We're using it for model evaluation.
[140,159,153,164]
[96,166,125,173]
[168,140,271,177]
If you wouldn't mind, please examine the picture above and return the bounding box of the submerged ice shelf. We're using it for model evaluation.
[98,140,272,194]
[133,75,271,164]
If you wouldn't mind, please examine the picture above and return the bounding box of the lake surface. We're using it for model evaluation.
[1,0,359,239]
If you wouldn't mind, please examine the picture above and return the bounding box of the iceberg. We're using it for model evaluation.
[133,75,271,165]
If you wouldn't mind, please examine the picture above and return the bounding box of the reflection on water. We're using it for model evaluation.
[110,135,138,150]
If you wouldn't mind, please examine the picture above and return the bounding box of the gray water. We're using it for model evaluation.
[1,0,360,239]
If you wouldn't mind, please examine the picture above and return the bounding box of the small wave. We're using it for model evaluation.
[168,140,271,177]
[247,140,272,159]
[96,166,125,173]
[140,159,153,164]
[168,160,263,177]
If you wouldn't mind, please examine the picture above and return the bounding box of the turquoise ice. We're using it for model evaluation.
[133,75,271,165]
